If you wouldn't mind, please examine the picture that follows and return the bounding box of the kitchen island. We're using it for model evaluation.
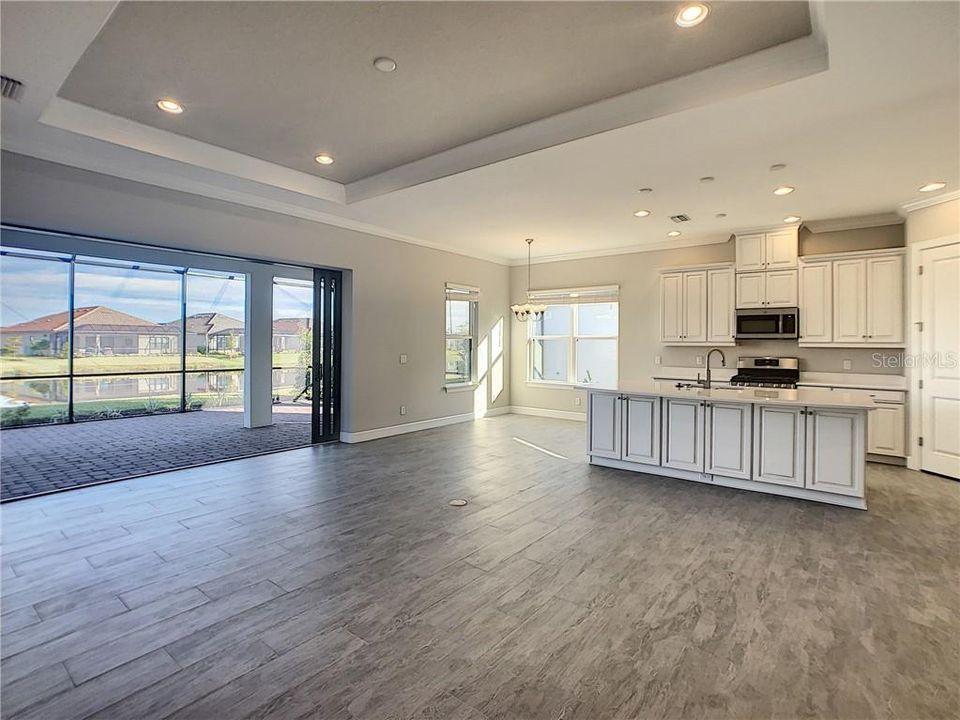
[580,381,876,509]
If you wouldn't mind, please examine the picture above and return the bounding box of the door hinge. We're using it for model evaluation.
[918,265,924,275]
[918,436,924,447]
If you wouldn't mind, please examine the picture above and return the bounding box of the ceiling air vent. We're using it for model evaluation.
[670,214,691,223]
[1,75,24,101]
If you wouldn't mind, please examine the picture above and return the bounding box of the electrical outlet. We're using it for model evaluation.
[655,355,662,365]
[696,355,704,366]
[400,405,407,416]
[574,396,582,407]
[399,354,408,365]
[842,359,852,371]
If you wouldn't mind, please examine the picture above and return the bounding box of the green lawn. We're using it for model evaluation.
[0,352,307,377]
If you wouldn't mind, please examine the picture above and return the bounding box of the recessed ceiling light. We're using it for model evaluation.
[716,212,727,218]
[675,3,709,27]
[919,181,947,193]
[373,56,397,73]
[699,176,715,183]
[783,215,801,223]
[773,186,795,196]
[638,187,653,193]
[769,163,787,172]
[156,98,183,114]
[633,209,651,217]
[667,230,682,237]
[314,153,335,165]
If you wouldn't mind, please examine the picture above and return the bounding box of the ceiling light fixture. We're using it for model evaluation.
[373,56,397,73]
[314,153,335,165]
[675,3,709,27]
[783,215,801,223]
[633,209,651,217]
[773,186,795,196]
[156,98,183,114]
[919,181,947,193]
[511,239,547,322]
[667,230,682,237]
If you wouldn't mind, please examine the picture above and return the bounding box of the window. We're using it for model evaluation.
[527,286,619,386]
[445,284,478,386]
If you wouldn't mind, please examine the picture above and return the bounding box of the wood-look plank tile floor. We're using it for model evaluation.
[1,415,957,719]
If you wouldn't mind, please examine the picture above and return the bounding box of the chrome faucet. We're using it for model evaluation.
[702,348,727,389]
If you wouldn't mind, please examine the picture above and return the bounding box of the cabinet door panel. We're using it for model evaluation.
[736,234,766,271]
[660,273,684,343]
[765,269,798,307]
[833,259,867,343]
[753,405,805,487]
[682,271,708,343]
[623,395,661,465]
[866,255,904,344]
[736,272,766,309]
[589,392,621,459]
[706,268,735,344]
[799,262,832,343]
[705,402,752,479]
[663,398,703,472]
[867,404,905,457]
[765,230,799,269]
[806,408,864,496]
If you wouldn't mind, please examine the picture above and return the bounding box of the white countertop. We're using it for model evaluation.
[654,366,906,392]
[578,380,876,409]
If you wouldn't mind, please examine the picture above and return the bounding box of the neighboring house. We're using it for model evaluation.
[163,312,245,354]
[272,317,312,352]
[0,306,180,357]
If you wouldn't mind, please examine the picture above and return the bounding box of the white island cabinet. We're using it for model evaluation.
[581,381,874,509]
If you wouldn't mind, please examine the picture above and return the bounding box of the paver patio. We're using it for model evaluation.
[0,407,312,500]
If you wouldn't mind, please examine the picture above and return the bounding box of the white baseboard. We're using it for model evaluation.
[340,405,511,443]
[508,405,587,422]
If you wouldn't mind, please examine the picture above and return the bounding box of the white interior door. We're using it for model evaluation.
[920,242,960,479]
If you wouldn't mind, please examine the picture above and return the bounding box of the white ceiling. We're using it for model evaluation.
[1,1,958,265]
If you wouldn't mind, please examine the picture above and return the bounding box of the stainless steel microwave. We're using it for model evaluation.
[735,308,799,339]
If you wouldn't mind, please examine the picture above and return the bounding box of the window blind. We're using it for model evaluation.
[527,285,619,305]
[445,283,480,302]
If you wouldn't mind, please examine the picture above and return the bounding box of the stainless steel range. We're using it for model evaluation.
[729,357,799,389]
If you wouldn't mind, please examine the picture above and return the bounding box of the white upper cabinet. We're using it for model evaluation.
[659,272,683,343]
[706,268,735,343]
[805,249,904,346]
[799,262,832,344]
[735,272,765,309]
[682,271,708,343]
[735,233,766,271]
[765,230,799,269]
[660,265,734,346]
[866,254,904,344]
[764,269,799,307]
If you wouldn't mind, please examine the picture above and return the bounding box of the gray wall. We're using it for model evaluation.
[0,152,511,433]
[510,224,906,414]
[905,198,959,245]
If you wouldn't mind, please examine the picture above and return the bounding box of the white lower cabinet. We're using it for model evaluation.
[752,405,806,487]
[662,398,704,472]
[622,395,661,465]
[867,403,905,457]
[704,402,752,480]
[588,391,621,460]
[805,408,865,497]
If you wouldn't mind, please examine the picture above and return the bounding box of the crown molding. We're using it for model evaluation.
[509,234,733,266]
[803,212,903,233]
[900,190,960,214]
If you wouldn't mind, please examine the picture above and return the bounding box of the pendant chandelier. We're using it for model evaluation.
[511,238,547,322]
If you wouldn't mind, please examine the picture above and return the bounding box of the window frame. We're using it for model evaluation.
[444,284,479,389]
[527,299,619,387]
